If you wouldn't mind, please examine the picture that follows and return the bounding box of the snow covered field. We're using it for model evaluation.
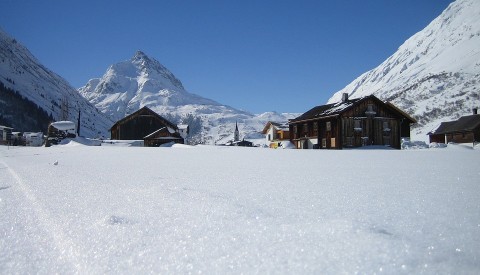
[1,143,479,274]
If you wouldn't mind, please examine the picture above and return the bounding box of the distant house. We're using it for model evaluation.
[0,125,13,145]
[24,132,44,146]
[262,121,290,148]
[110,106,184,146]
[428,109,480,144]
[45,121,76,147]
[289,94,416,149]
[225,139,254,147]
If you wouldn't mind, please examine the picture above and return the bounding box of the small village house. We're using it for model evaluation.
[24,132,44,147]
[110,106,185,146]
[0,125,13,145]
[45,121,76,147]
[289,94,416,149]
[262,121,290,148]
[428,108,480,145]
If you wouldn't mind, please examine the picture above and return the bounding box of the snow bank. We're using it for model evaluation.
[401,139,429,149]
[58,137,102,146]
[1,145,479,274]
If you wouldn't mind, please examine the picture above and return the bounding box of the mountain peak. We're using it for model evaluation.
[133,50,149,61]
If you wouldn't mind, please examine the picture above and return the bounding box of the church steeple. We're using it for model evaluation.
[234,121,240,142]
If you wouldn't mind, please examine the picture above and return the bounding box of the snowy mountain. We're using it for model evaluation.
[328,0,480,140]
[0,28,113,137]
[79,51,296,144]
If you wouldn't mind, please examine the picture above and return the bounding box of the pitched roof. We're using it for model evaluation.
[428,121,457,135]
[110,106,177,130]
[261,121,289,134]
[429,115,480,135]
[290,95,416,123]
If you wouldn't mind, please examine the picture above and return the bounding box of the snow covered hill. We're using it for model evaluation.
[0,28,113,137]
[328,0,480,140]
[79,51,297,144]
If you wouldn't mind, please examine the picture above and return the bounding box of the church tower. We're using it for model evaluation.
[234,121,240,142]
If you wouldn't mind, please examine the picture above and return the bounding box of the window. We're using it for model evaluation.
[313,122,318,135]
[268,134,271,141]
[366,104,376,116]
[322,138,327,148]
[383,121,391,134]
[346,137,353,146]
[354,119,362,133]
[326,121,331,131]
[331,138,336,148]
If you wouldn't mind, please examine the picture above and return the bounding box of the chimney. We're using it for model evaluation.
[342,93,349,102]
[473,108,478,115]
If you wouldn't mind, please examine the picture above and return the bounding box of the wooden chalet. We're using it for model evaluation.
[110,106,184,146]
[289,94,416,149]
[262,121,290,148]
[428,109,480,144]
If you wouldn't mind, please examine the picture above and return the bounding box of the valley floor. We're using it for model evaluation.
[0,143,479,273]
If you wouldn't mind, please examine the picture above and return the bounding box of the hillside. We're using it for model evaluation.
[0,28,113,137]
[328,0,480,140]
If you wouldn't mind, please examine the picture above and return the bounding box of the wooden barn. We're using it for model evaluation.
[110,107,184,146]
[428,109,480,144]
[289,94,416,149]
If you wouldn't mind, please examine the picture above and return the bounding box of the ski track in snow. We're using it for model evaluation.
[0,157,88,274]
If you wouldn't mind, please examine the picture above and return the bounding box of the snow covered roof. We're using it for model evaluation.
[428,115,480,135]
[290,95,416,123]
[50,121,76,131]
[290,97,366,123]
[261,121,289,134]
[144,127,180,139]
[177,124,189,130]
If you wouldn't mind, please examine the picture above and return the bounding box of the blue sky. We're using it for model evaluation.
[1,0,453,114]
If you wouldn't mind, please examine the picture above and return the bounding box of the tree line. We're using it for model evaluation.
[0,81,54,133]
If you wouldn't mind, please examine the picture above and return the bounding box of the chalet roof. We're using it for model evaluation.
[111,106,177,131]
[428,115,480,135]
[261,121,289,134]
[290,95,416,123]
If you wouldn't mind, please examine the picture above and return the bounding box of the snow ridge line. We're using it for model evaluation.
[0,159,88,274]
